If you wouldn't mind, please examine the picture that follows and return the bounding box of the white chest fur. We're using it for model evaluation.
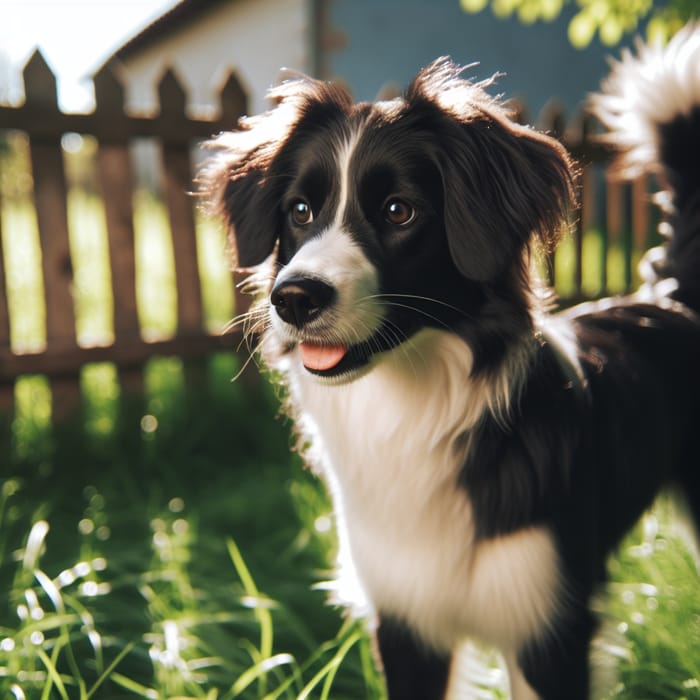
[285,329,561,657]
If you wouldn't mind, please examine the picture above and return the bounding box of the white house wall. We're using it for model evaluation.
[120,0,310,119]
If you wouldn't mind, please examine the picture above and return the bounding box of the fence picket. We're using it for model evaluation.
[24,54,76,346]
[215,73,252,320]
[94,66,140,343]
[158,69,204,335]
[632,175,651,249]
[218,71,248,125]
[0,183,12,417]
[0,188,9,349]
[24,52,82,417]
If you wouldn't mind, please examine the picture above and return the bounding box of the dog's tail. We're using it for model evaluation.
[592,23,700,312]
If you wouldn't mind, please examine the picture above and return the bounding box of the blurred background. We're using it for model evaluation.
[0,1,698,698]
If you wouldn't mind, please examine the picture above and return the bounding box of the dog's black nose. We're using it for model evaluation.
[270,277,336,328]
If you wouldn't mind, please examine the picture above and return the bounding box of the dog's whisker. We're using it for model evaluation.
[374,300,459,336]
[231,332,271,382]
[365,293,477,321]
[223,306,268,335]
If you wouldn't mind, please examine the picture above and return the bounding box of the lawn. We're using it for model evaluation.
[0,146,699,698]
[0,353,387,700]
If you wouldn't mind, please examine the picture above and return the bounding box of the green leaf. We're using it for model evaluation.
[460,0,490,12]
[568,11,597,48]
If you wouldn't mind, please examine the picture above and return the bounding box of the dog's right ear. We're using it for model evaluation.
[201,76,317,268]
[201,123,290,267]
[202,75,355,267]
[210,159,281,268]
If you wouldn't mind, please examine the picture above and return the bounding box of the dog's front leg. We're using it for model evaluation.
[376,615,451,700]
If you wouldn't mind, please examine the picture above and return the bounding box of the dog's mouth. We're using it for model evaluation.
[298,342,349,372]
[296,328,403,379]
[297,340,372,378]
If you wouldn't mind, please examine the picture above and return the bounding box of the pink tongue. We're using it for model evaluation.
[299,342,348,371]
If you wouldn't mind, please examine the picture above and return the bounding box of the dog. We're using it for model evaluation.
[202,24,700,700]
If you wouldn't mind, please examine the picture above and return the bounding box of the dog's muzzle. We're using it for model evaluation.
[269,270,403,380]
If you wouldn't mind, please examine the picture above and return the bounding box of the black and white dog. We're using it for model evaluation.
[203,25,700,700]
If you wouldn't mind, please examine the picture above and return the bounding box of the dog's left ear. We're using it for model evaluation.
[438,116,575,281]
[408,61,575,282]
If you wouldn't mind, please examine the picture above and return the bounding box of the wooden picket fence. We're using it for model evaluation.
[528,102,660,299]
[0,51,660,421]
[0,51,250,419]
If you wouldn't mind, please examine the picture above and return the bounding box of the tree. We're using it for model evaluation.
[460,0,700,47]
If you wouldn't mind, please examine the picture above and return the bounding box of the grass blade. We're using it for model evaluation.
[227,536,275,695]
[109,672,158,696]
[298,630,362,700]
[85,642,135,700]
[231,653,297,697]
[36,646,70,700]
[227,538,274,658]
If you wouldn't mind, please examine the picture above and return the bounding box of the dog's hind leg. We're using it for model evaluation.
[515,602,597,700]
[376,616,451,700]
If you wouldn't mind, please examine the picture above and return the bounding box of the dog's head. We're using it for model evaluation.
[203,60,574,382]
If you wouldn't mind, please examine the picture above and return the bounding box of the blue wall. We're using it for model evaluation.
[327,0,635,119]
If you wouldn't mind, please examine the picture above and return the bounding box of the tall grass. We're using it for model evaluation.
[0,145,698,698]
[1,350,387,699]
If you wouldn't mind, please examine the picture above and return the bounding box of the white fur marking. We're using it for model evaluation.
[283,329,561,655]
[504,652,541,700]
[334,131,362,230]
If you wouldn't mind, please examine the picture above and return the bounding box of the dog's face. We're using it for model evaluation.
[204,60,574,382]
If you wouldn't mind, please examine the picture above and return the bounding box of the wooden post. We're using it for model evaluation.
[93,63,143,398]
[539,102,567,293]
[0,173,14,420]
[605,171,622,293]
[632,175,650,250]
[216,72,252,320]
[574,116,597,298]
[218,70,248,126]
[23,51,80,420]
[158,68,203,337]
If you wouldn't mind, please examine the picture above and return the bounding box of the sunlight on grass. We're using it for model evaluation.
[11,375,51,461]
[0,510,120,700]
[81,363,120,438]
[603,502,700,699]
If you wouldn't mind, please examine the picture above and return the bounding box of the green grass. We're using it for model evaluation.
[0,354,385,700]
[0,168,698,698]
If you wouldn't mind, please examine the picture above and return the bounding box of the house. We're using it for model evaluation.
[96,0,317,120]
[98,0,635,125]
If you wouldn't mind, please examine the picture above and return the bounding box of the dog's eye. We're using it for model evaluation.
[290,200,313,226]
[384,199,416,226]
